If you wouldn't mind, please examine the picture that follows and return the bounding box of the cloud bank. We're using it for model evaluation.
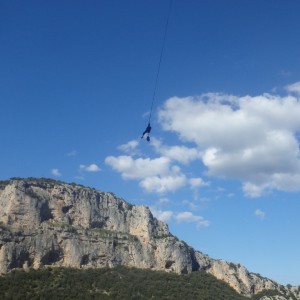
[158,84,300,196]
[105,81,300,197]
[105,155,195,193]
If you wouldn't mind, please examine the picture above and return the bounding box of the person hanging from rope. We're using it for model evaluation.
[140,0,172,143]
[141,123,151,142]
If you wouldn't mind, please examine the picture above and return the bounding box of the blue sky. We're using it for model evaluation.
[1,0,300,285]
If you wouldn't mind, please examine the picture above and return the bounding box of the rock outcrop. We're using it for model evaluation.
[0,178,299,299]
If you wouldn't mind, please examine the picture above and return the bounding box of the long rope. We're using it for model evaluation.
[148,0,173,124]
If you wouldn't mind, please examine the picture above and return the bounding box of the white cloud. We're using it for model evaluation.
[105,155,172,179]
[157,197,170,205]
[67,150,77,157]
[286,81,300,95]
[243,182,268,198]
[150,207,210,229]
[182,199,200,211]
[159,93,300,149]
[188,177,209,200]
[175,211,210,228]
[105,155,187,193]
[118,140,140,155]
[189,177,209,189]
[255,209,266,220]
[140,174,186,193]
[151,138,201,164]
[51,168,62,177]
[158,89,300,196]
[80,164,101,172]
[150,207,173,222]
[105,136,211,194]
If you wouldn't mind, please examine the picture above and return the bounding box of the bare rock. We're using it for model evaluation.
[0,178,299,299]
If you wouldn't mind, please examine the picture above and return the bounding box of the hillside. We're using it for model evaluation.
[0,178,299,299]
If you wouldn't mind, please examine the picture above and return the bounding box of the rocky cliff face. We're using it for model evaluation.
[0,178,299,299]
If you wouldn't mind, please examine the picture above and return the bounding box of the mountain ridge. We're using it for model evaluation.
[0,178,299,299]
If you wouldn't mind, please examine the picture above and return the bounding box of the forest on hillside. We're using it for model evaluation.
[0,266,291,300]
[0,266,248,300]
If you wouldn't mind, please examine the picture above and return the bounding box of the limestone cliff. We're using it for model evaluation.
[0,178,299,299]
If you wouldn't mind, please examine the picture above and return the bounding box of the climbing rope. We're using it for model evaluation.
[148,0,173,124]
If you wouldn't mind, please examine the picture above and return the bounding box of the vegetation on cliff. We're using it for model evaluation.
[0,266,247,300]
[252,288,299,300]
